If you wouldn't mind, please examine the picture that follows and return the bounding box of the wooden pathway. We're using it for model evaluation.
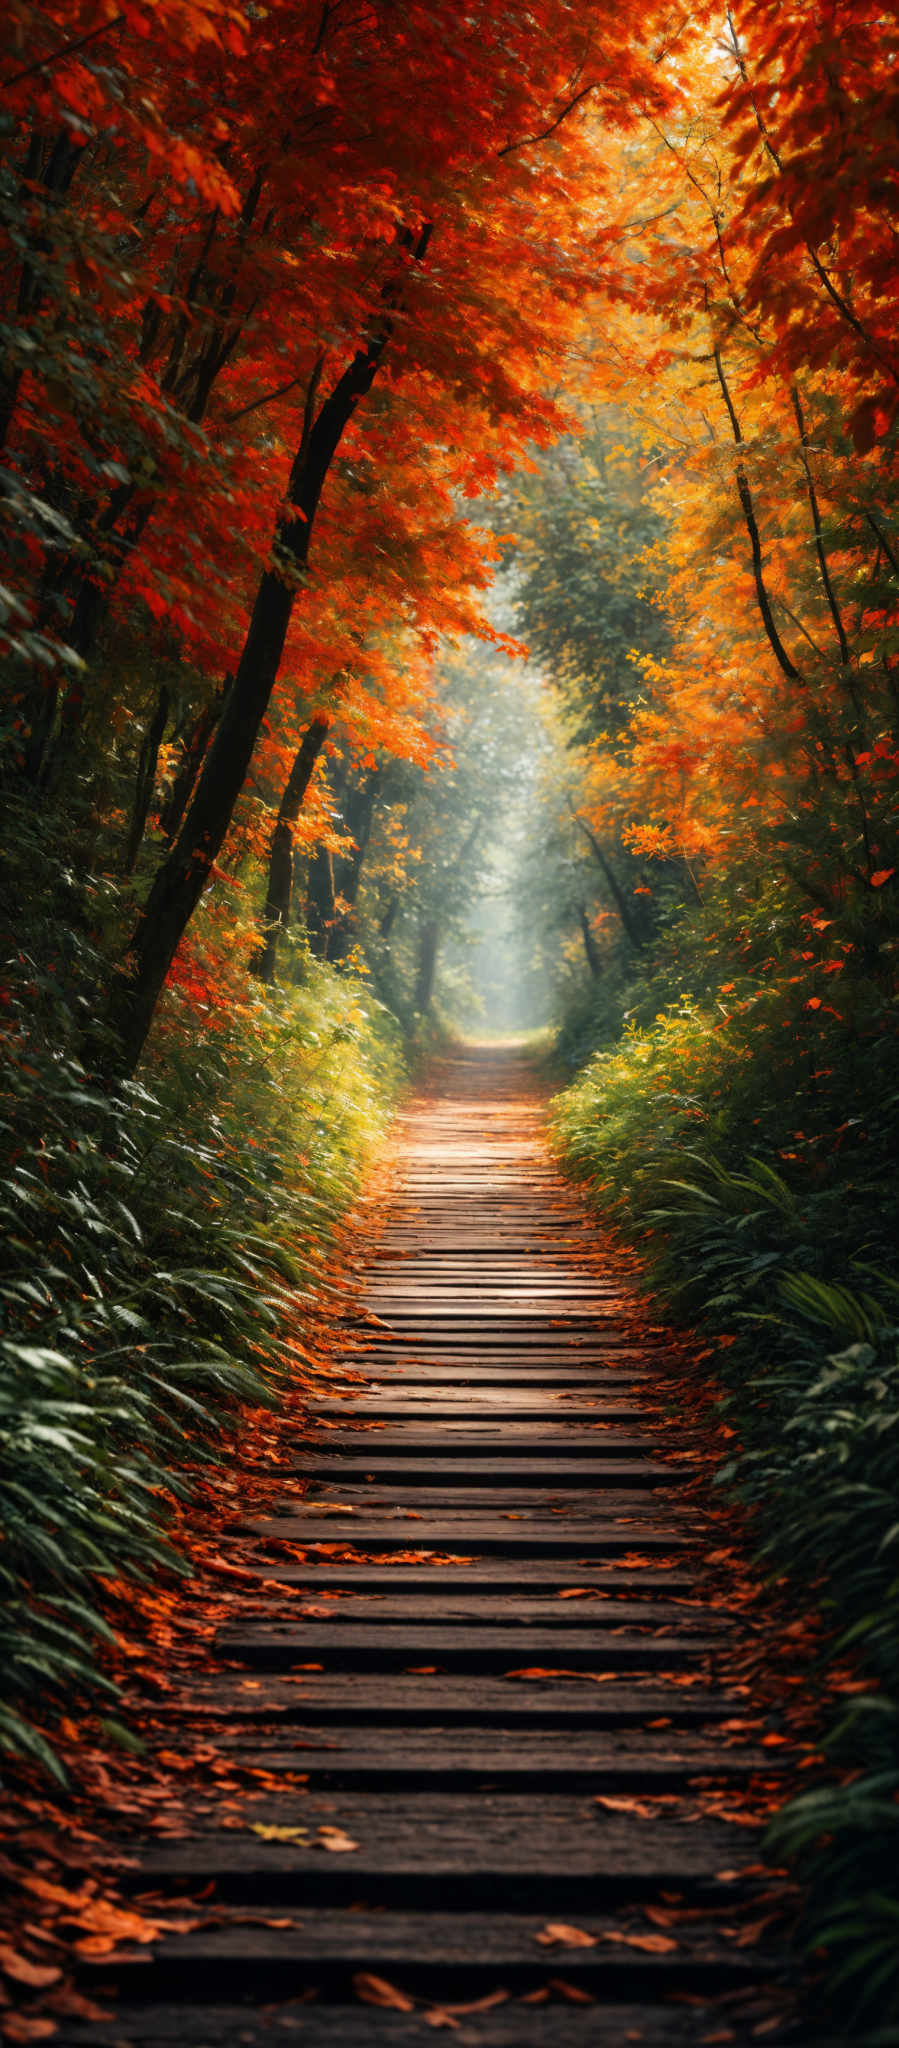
[66,1050,797,2046]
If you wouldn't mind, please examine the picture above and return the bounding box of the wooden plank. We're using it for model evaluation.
[309,1430,662,1452]
[233,1563,702,1594]
[212,1730,774,1787]
[339,1362,653,1377]
[230,1592,715,1628]
[341,1343,655,1358]
[51,2000,792,2047]
[311,1402,652,1420]
[148,1674,736,1727]
[78,1911,781,2002]
[293,1458,685,1486]
[290,1488,678,1516]
[215,1622,713,1670]
[240,1519,689,1553]
[129,1791,754,1899]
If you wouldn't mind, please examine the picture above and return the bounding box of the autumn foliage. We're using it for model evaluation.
[2,0,899,2032]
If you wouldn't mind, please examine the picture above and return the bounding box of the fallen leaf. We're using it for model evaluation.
[602,1931,677,1954]
[549,1978,594,2003]
[353,1973,414,2011]
[250,1824,309,1842]
[0,1949,61,1991]
[505,1667,615,1682]
[317,1826,359,1853]
[535,1924,597,1949]
[3,2019,57,2043]
[436,1992,509,2015]
[594,1794,656,1819]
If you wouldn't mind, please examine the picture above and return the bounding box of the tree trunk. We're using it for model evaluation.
[124,683,170,873]
[253,712,331,981]
[577,903,602,978]
[327,768,382,963]
[305,763,381,964]
[107,226,431,1070]
[713,347,801,684]
[379,893,399,940]
[306,844,337,958]
[575,817,645,949]
[158,677,231,844]
[414,918,439,1013]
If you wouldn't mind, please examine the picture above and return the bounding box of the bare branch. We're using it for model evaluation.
[3,13,124,90]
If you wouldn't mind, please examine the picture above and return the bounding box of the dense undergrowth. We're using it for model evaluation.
[0,793,403,1777]
[551,875,899,2030]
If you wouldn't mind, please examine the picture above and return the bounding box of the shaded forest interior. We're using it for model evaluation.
[1,0,899,2040]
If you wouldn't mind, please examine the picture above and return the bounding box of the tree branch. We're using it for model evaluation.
[713,346,801,683]
[3,13,124,90]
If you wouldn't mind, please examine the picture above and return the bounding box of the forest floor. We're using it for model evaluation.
[3,1047,844,2047]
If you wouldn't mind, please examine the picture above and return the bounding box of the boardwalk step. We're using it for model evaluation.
[308,1430,664,1452]
[294,1458,685,1485]
[146,1675,740,1726]
[76,1910,784,2001]
[54,2001,794,2046]
[311,1403,654,1420]
[129,1793,757,1902]
[212,1729,777,1787]
[241,1518,689,1553]
[237,1565,702,1594]
[216,1622,716,1669]
[228,1594,718,1627]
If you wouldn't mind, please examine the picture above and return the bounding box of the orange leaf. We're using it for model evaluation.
[871,868,895,887]
[437,1992,509,2015]
[353,1974,414,2011]
[536,1924,597,1949]
[548,1979,594,2003]
[602,1930,677,1954]
[594,1794,656,1819]
[317,1826,359,1853]
[0,1948,62,1990]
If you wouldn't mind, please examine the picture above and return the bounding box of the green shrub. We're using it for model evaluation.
[551,948,899,2027]
[0,863,403,1773]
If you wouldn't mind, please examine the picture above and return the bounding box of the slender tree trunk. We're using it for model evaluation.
[327,768,381,963]
[306,844,337,958]
[253,712,331,981]
[306,764,381,964]
[713,347,802,684]
[124,683,170,873]
[791,386,850,667]
[577,903,602,978]
[414,918,439,1013]
[574,817,644,949]
[158,678,231,844]
[379,894,399,940]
